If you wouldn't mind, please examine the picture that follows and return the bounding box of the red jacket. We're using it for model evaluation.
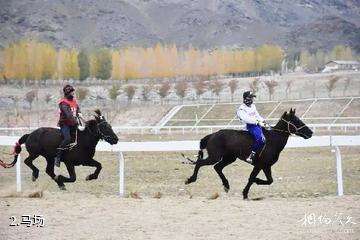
[57,98,79,127]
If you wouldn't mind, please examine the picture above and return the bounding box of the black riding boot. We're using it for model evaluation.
[54,149,64,167]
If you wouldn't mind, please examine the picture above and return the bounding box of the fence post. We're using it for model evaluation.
[119,152,125,196]
[332,146,344,196]
[16,155,21,192]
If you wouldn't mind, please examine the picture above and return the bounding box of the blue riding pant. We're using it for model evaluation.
[246,124,266,153]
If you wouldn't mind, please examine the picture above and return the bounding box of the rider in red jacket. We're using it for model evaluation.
[54,84,82,167]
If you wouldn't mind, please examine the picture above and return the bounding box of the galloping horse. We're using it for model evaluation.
[0,110,118,190]
[184,109,313,199]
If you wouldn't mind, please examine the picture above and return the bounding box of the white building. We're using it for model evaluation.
[322,60,360,72]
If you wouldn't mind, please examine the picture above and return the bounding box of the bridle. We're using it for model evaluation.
[87,119,115,142]
[272,118,310,138]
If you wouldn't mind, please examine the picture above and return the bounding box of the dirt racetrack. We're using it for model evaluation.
[1,193,359,240]
[0,146,359,239]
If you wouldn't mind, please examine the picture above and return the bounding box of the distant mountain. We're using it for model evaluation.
[1,0,359,52]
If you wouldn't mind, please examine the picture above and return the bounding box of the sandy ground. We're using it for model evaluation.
[0,146,359,240]
[0,193,359,240]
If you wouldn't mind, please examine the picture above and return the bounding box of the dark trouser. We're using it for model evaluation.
[247,124,266,153]
[59,125,72,148]
[56,125,76,157]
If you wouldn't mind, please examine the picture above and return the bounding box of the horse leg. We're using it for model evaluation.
[85,159,102,181]
[242,167,261,199]
[44,157,65,189]
[254,167,273,185]
[24,154,40,182]
[214,155,236,193]
[54,162,76,190]
[185,156,220,185]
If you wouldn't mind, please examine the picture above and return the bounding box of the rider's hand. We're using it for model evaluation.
[262,121,271,129]
[78,125,85,131]
[256,120,266,127]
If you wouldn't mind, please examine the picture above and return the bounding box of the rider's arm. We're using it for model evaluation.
[60,103,77,126]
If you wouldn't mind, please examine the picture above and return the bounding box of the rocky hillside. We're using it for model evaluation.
[0,0,360,52]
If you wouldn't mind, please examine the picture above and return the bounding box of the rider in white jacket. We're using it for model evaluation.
[236,91,269,163]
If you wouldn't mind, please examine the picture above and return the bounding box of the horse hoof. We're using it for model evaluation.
[85,175,91,181]
[184,179,189,184]
[224,187,230,193]
[59,186,66,191]
[32,176,37,182]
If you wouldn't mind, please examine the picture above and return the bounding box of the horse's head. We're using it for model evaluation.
[87,110,119,145]
[278,108,313,139]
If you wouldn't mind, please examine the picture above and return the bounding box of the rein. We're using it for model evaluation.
[271,118,310,138]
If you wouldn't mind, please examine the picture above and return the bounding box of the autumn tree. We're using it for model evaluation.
[78,50,90,81]
[91,48,112,80]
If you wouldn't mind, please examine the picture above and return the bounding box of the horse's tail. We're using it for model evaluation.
[0,134,29,168]
[181,133,212,164]
[198,133,212,160]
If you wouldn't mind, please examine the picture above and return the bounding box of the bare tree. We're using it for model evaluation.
[343,77,351,96]
[45,94,53,104]
[209,80,225,102]
[249,77,261,94]
[228,80,239,102]
[264,79,279,100]
[141,83,153,102]
[108,85,121,107]
[76,87,89,103]
[192,79,207,101]
[25,90,37,110]
[326,75,339,97]
[175,81,188,104]
[124,85,137,106]
[285,80,294,99]
[158,81,171,105]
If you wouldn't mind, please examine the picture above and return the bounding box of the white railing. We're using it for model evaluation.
[1,135,359,197]
[0,123,360,136]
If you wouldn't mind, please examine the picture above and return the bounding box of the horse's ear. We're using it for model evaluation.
[289,108,295,115]
[94,109,101,117]
[282,111,288,118]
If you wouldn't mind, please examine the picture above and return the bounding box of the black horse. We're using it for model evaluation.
[184,109,313,199]
[0,110,118,190]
